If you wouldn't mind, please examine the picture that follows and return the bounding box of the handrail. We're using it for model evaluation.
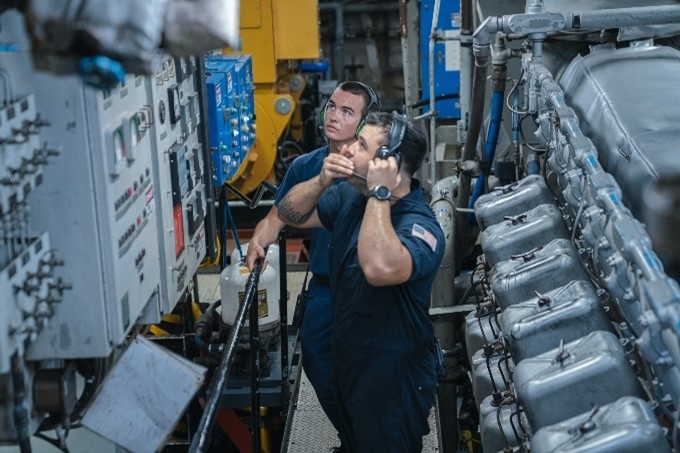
[189,259,263,452]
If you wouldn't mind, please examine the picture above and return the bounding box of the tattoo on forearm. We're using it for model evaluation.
[279,198,312,224]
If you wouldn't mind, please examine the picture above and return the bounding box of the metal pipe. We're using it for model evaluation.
[454,45,489,272]
[399,0,415,114]
[461,0,474,35]
[189,260,263,453]
[428,0,442,187]
[319,3,345,80]
[430,174,459,453]
[431,175,459,309]
[571,5,680,30]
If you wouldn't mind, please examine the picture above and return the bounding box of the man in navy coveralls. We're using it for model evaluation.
[246,82,380,442]
[277,111,445,452]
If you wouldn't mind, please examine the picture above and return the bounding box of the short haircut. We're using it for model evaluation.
[362,111,427,175]
[336,81,381,117]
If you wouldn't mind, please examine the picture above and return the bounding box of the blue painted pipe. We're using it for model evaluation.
[468,90,505,219]
[526,159,540,175]
[299,60,330,73]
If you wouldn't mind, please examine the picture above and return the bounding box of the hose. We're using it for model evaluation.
[194,300,222,353]
[275,140,304,182]
[455,49,489,272]
[467,88,505,222]
[470,60,508,207]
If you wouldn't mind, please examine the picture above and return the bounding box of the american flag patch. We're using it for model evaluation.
[411,223,437,252]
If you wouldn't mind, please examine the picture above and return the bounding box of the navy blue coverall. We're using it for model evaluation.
[317,179,445,452]
[274,145,341,430]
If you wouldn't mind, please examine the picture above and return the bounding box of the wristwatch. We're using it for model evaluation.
[366,185,391,201]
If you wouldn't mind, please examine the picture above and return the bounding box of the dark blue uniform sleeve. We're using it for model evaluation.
[396,218,445,281]
[316,184,344,231]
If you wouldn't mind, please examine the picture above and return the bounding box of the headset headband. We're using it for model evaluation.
[387,112,407,153]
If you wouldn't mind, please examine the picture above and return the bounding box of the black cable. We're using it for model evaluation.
[519,114,547,152]
[486,307,498,338]
[485,351,499,395]
[275,140,304,182]
[511,407,528,436]
[508,407,525,451]
[409,93,460,109]
[497,354,510,387]
[492,306,502,336]
[476,308,490,348]
[496,396,513,451]
[458,278,483,305]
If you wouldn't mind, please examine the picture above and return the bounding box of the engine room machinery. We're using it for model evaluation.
[412,0,680,451]
[6,0,680,452]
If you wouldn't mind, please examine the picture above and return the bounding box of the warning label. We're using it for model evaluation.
[237,289,269,319]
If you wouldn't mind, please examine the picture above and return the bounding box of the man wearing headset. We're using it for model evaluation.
[245,81,380,442]
[277,111,445,452]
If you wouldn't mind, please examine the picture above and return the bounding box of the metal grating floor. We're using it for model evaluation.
[286,371,441,452]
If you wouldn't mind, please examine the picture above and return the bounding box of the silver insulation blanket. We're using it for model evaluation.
[559,45,680,218]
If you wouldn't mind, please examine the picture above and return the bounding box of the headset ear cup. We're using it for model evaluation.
[375,145,402,169]
[376,146,389,160]
[392,152,402,169]
[355,117,366,138]
[320,100,327,124]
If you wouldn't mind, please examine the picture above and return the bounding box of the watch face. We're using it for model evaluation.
[375,185,391,200]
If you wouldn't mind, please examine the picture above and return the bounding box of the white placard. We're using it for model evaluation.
[444,29,461,72]
[82,336,206,453]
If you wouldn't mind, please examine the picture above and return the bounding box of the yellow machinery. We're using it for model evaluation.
[226,0,320,195]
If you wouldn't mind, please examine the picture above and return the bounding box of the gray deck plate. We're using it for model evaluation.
[286,371,440,452]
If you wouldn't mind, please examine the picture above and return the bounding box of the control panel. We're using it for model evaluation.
[148,56,208,314]
[0,92,66,372]
[25,71,163,360]
[204,54,256,187]
[0,12,215,443]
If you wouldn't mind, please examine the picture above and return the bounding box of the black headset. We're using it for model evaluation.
[375,111,407,169]
[320,81,380,135]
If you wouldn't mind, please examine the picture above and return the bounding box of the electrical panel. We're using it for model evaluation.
[24,71,163,360]
[219,54,257,158]
[0,93,63,372]
[204,54,256,187]
[0,12,215,444]
[148,56,208,314]
[0,15,211,361]
[420,0,461,119]
[205,61,239,187]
